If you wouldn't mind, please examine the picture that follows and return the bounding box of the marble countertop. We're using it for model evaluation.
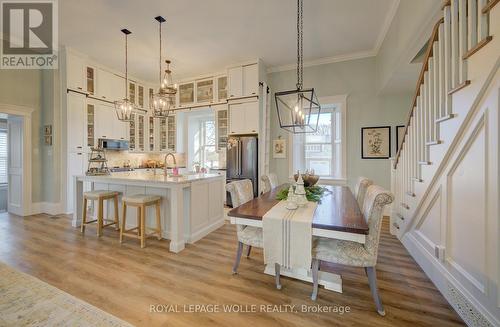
[77,171,224,185]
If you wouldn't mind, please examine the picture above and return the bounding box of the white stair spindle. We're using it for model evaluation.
[438,23,447,118]
[458,0,468,84]
[468,0,478,49]
[418,86,425,166]
[433,40,440,138]
[451,0,460,88]
[444,5,453,114]
[478,0,489,41]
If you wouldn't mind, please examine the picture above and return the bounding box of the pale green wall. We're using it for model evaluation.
[0,69,60,203]
[268,57,412,190]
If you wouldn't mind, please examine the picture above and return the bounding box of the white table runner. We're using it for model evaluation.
[263,201,318,270]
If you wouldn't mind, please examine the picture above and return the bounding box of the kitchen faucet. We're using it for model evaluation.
[164,152,177,176]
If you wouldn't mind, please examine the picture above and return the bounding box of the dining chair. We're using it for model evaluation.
[310,185,394,316]
[354,176,374,210]
[226,179,263,274]
[261,173,279,193]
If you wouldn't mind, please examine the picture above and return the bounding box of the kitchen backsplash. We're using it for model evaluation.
[106,151,186,168]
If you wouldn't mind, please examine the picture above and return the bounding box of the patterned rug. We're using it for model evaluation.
[0,262,133,327]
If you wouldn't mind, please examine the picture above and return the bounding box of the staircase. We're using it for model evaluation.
[390,0,499,326]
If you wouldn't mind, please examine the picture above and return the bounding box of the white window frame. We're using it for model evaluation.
[288,94,347,184]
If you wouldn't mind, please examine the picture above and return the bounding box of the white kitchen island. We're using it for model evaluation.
[73,171,225,252]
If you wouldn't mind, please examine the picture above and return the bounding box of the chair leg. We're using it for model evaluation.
[275,263,282,290]
[120,202,127,243]
[140,204,146,248]
[113,196,119,230]
[155,200,162,240]
[311,258,320,301]
[81,198,87,233]
[232,241,244,274]
[136,207,141,237]
[246,245,252,257]
[97,198,104,237]
[365,267,385,316]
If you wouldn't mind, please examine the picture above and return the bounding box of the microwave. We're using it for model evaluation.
[99,138,129,151]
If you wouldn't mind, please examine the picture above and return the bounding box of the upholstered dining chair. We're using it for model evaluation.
[261,173,279,193]
[310,185,394,316]
[354,176,374,210]
[226,179,263,274]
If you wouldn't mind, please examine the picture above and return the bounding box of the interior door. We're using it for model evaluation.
[7,117,23,215]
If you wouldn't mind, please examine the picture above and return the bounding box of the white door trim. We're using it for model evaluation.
[0,103,34,216]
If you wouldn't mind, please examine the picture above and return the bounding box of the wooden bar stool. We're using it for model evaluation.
[81,190,120,237]
[120,194,162,248]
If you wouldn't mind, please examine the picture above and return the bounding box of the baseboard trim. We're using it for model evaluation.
[31,202,65,216]
[402,232,498,327]
[186,218,225,244]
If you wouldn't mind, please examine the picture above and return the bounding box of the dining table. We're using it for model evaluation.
[228,184,368,293]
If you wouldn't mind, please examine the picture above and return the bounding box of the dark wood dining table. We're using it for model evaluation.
[228,184,369,243]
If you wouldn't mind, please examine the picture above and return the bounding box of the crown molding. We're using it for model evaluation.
[267,0,400,74]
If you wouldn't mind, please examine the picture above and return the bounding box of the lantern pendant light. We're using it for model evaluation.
[114,28,135,122]
[151,15,177,118]
[275,0,321,133]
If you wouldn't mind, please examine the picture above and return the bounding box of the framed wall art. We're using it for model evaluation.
[361,126,391,159]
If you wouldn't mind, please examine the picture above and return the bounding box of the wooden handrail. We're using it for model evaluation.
[483,0,500,13]
[394,17,444,168]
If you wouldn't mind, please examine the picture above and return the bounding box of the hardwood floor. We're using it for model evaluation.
[0,212,464,326]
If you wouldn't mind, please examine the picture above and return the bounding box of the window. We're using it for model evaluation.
[0,129,7,184]
[291,96,346,180]
[194,118,218,169]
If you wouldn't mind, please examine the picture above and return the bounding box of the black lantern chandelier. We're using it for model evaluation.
[275,0,320,133]
[114,29,135,122]
[151,16,177,118]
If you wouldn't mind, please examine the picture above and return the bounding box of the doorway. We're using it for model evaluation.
[0,104,33,216]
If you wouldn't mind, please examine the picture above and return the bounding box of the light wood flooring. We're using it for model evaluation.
[0,212,464,326]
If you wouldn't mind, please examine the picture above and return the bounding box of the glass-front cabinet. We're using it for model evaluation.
[216,107,228,151]
[159,117,167,151]
[196,79,214,103]
[167,116,176,151]
[217,76,227,102]
[148,116,155,151]
[138,114,145,151]
[87,104,95,148]
[138,85,144,108]
[179,82,194,106]
[129,82,136,104]
[129,113,136,151]
[86,67,95,95]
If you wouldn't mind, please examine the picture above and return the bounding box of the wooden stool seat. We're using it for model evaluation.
[120,194,162,248]
[81,190,120,237]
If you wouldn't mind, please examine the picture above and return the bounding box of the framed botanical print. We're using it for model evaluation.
[273,138,286,159]
[361,126,391,159]
[396,125,406,153]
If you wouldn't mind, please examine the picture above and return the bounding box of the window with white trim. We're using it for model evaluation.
[0,129,7,184]
[291,101,345,179]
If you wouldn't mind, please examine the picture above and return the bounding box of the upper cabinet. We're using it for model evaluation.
[228,63,258,99]
[179,82,195,106]
[228,101,259,135]
[196,78,214,103]
[67,52,86,92]
[86,67,95,95]
[138,85,145,108]
[96,69,123,101]
[217,76,227,102]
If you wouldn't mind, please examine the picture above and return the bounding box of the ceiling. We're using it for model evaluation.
[60,0,398,83]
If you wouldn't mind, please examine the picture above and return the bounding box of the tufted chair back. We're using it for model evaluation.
[354,176,374,210]
[261,173,279,193]
[361,185,394,261]
[226,179,254,208]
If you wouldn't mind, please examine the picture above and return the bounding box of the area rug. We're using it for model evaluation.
[0,262,133,326]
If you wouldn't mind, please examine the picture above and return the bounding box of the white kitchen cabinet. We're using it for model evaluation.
[228,101,258,135]
[67,92,86,152]
[228,66,243,99]
[243,64,258,96]
[67,53,85,92]
[147,116,156,151]
[214,104,228,150]
[86,67,95,95]
[217,76,228,101]
[94,104,127,140]
[137,114,145,151]
[113,116,128,140]
[96,69,123,101]
[138,85,145,108]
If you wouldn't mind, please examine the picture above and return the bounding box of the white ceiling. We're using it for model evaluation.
[60,0,398,83]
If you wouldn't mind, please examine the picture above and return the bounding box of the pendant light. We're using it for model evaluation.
[151,15,177,118]
[275,0,321,133]
[114,28,134,122]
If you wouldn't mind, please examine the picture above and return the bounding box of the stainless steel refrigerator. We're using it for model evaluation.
[226,135,258,206]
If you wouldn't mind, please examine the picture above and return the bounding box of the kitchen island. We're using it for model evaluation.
[73,171,225,252]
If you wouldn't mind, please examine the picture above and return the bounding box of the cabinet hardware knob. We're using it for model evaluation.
[77,87,82,90]
[77,146,82,149]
